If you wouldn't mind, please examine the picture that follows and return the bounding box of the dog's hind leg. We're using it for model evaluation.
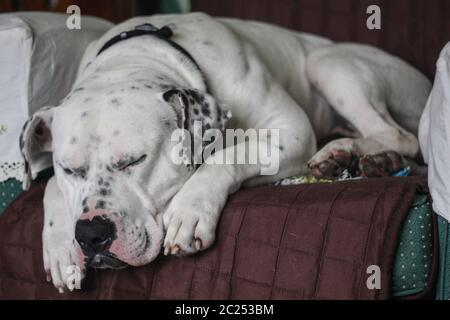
[305,46,422,178]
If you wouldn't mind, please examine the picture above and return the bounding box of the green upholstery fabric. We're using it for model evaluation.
[436,216,450,300]
[0,170,53,216]
[0,178,22,215]
[391,194,433,297]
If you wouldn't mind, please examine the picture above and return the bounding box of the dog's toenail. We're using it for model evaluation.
[195,238,203,250]
[172,245,181,255]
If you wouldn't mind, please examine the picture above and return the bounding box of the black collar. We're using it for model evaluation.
[97,23,208,91]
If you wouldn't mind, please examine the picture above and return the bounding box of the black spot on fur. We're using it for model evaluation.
[73,167,88,179]
[238,50,250,72]
[110,98,121,107]
[201,104,211,116]
[188,90,204,104]
[216,108,222,122]
[89,135,102,144]
[119,210,127,217]
[49,221,53,227]
[160,84,175,90]
[131,86,139,90]
[70,137,78,144]
[95,200,105,210]
[99,188,111,197]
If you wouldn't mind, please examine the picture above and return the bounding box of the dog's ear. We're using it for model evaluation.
[162,88,231,132]
[19,107,55,190]
[162,88,232,165]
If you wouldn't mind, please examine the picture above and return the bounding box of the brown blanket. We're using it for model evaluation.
[0,177,427,299]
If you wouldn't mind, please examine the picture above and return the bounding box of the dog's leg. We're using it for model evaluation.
[306,47,420,178]
[163,81,316,255]
[43,176,85,292]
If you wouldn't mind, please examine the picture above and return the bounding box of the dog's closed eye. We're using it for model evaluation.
[117,154,147,171]
[58,163,88,179]
[61,166,74,175]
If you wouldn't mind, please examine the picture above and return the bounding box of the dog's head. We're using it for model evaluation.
[20,84,230,268]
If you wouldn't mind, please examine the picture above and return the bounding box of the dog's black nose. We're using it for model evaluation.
[75,216,116,254]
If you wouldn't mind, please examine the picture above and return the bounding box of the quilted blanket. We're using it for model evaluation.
[0,176,434,299]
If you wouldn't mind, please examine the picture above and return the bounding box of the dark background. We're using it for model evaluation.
[0,0,157,22]
[1,0,449,78]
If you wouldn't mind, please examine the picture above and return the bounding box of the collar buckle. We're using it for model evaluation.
[135,23,158,32]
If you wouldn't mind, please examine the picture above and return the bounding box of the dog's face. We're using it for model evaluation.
[20,85,229,269]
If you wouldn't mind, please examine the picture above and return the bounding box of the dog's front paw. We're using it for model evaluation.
[308,148,358,178]
[359,150,404,177]
[163,199,219,256]
[43,228,85,293]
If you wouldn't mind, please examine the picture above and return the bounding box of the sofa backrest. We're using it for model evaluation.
[192,0,450,79]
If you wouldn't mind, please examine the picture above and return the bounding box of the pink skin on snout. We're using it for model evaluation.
[108,213,164,266]
[77,208,163,267]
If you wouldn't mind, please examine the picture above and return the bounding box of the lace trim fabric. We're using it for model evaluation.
[0,161,24,183]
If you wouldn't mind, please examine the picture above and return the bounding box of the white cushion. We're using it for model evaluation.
[419,42,450,221]
[0,12,113,182]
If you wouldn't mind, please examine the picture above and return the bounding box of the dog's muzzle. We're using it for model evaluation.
[75,216,127,269]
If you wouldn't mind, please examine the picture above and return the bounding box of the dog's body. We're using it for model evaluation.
[19,13,431,291]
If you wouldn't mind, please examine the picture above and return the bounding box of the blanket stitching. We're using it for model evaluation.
[354,180,387,299]
[311,185,348,298]
[269,187,310,299]
[227,202,248,299]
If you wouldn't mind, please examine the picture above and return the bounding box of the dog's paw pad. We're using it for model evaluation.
[359,151,403,177]
[309,149,357,178]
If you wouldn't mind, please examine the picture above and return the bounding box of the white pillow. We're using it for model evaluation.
[419,42,450,221]
[0,12,113,182]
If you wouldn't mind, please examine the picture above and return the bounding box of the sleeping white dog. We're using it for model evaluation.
[19,13,431,291]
